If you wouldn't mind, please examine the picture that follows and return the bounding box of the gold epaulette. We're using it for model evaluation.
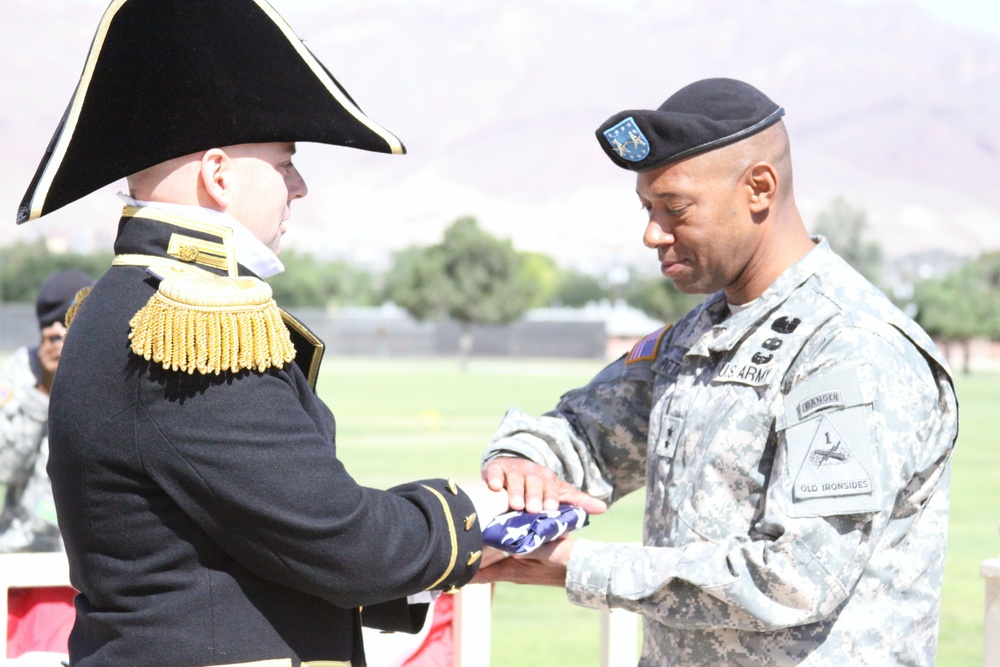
[64,286,93,330]
[123,261,295,375]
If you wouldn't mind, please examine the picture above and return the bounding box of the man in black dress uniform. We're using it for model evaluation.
[15,2,509,665]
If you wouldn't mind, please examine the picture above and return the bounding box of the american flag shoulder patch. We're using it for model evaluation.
[0,383,13,407]
[625,325,671,364]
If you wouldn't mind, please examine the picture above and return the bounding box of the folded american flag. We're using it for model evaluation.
[482,504,589,555]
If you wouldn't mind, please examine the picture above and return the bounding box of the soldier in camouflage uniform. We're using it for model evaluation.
[0,270,94,552]
[476,79,959,666]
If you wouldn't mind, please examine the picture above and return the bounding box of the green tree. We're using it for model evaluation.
[381,244,454,321]
[912,253,1000,373]
[554,270,610,307]
[624,270,702,323]
[267,251,375,308]
[0,240,110,302]
[813,197,884,286]
[384,216,533,367]
[518,252,561,308]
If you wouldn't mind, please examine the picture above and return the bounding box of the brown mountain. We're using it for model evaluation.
[3,0,998,271]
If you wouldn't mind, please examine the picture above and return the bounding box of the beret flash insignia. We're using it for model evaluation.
[602,117,649,162]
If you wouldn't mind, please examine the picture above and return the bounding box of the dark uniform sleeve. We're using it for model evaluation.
[361,599,430,634]
[482,325,668,504]
[130,363,482,608]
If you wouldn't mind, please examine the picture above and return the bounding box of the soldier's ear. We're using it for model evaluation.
[199,149,231,209]
[747,161,778,213]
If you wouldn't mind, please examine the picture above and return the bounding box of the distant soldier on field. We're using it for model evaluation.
[0,269,94,552]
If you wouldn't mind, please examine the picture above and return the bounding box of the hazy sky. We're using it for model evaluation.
[72,0,1000,41]
[15,0,999,262]
[841,0,1000,38]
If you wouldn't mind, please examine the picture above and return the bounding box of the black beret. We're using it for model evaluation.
[596,78,785,172]
[36,270,96,329]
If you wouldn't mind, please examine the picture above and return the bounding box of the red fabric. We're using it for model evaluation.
[6,586,76,658]
[401,593,453,667]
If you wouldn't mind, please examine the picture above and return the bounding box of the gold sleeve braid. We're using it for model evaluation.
[418,484,459,591]
[128,274,296,375]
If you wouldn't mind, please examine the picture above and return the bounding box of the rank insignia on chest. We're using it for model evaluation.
[654,416,684,458]
[711,310,814,387]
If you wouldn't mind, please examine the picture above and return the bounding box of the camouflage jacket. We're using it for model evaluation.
[483,239,959,666]
[0,346,62,552]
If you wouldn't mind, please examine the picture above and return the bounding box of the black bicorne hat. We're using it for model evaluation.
[17,0,406,224]
[596,78,784,172]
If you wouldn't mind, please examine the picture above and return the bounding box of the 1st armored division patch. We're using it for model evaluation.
[793,414,873,500]
[781,365,880,517]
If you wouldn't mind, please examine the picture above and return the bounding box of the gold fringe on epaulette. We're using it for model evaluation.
[64,286,92,331]
[127,276,296,375]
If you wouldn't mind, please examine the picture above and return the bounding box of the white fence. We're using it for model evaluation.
[11,545,1000,665]
[983,523,1000,667]
[0,553,638,667]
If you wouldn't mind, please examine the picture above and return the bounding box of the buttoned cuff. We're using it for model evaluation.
[565,538,615,610]
[413,478,485,592]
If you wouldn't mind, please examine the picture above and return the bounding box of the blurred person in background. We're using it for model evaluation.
[1,270,92,662]
[0,269,94,553]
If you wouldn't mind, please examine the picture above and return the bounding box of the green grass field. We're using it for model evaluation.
[321,357,1000,666]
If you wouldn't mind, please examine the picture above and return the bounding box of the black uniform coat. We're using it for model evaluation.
[48,207,483,667]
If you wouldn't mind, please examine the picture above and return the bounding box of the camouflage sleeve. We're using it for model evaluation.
[0,348,50,486]
[565,325,957,631]
[482,354,657,504]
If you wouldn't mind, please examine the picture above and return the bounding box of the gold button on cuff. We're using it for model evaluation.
[447,479,459,495]
[464,513,477,531]
[445,585,460,594]
[467,550,482,566]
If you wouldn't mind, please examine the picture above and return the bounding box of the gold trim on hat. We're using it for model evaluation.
[28,0,128,221]
[254,0,405,155]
